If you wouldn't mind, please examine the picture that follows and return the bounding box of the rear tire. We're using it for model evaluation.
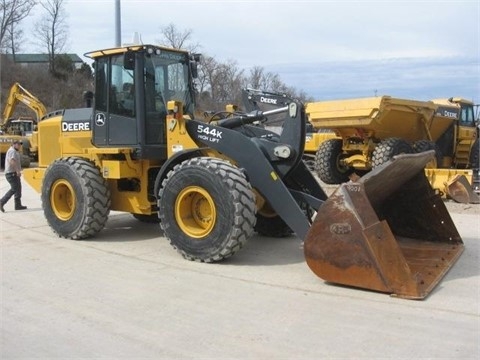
[314,139,351,184]
[42,157,111,239]
[413,140,442,167]
[158,157,256,262]
[372,137,413,167]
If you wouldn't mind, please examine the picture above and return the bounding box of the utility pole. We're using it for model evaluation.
[115,0,121,46]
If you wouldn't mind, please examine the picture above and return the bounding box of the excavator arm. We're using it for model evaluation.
[2,82,47,125]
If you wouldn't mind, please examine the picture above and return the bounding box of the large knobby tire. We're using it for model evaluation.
[42,157,111,239]
[413,140,442,167]
[314,138,351,184]
[470,139,479,170]
[255,201,293,238]
[372,137,414,167]
[158,157,256,262]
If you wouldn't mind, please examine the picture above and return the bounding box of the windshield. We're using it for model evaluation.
[459,104,475,126]
[145,50,194,116]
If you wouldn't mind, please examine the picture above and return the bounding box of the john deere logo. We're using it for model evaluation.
[330,223,352,234]
[95,113,106,126]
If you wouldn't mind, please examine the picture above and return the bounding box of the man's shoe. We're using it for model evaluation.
[15,205,27,210]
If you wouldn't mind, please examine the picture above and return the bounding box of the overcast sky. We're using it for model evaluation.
[22,0,480,102]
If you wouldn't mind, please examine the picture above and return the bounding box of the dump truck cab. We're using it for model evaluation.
[432,97,478,168]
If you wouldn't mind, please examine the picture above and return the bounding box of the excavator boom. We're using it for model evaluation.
[2,82,47,124]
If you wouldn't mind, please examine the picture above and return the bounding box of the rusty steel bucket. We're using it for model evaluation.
[305,151,464,299]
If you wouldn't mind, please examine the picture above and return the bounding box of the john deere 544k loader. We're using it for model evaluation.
[23,45,463,299]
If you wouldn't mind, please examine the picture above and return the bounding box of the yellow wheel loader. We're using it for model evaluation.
[23,45,464,299]
[306,96,479,203]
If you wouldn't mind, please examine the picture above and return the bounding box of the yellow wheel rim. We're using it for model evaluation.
[175,186,216,238]
[50,179,76,221]
[257,201,277,218]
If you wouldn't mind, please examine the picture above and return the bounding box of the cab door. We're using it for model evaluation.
[93,54,138,146]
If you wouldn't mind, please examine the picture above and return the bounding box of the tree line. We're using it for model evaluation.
[1,0,312,119]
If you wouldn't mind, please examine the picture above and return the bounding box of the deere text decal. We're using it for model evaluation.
[62,121,91,132]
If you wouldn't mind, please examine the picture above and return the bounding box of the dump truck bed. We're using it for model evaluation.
[306,96,456,142]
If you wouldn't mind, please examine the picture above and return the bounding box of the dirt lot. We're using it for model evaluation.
[1,172,479,359]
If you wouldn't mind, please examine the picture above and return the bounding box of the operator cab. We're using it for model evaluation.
[85,45,198,160]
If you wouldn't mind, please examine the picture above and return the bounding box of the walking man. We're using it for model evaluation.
[1,140,27,212]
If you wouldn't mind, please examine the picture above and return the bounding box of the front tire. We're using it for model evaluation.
[42,157,111,239]
[158,157,256,262]
[314,139,351,184]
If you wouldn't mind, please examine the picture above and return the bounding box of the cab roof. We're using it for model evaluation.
[84,44,189,59]
[431,97,474,106]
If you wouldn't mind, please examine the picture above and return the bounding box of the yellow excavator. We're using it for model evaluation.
[22,45,464,299]
[1,82,47,166]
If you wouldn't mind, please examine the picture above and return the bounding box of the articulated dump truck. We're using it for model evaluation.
[306,96,479,203]
[22,46,464,299]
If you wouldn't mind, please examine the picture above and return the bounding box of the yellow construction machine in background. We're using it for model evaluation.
[306,95,479,203]
[1,82,47,167]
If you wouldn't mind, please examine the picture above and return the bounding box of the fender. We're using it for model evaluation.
[153,148,205,197]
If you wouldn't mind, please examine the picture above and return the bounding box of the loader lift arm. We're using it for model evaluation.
[2,82,47,124]
[186,90,327,239]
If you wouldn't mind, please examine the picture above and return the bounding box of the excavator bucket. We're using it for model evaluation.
[445,174,480,204]
[305,151,464,299]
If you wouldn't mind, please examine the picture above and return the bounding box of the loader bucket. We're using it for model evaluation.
[304,151,464,299]
[445,174,480,204]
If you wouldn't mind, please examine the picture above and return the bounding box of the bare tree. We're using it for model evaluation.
[35,0,68,76]
[0,0,36,53]
[155,24,311,111]
[157,23,200,52]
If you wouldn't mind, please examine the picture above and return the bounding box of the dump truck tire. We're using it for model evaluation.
[314,138,351,184]
[42,157,111,239]
[470,139,479,169]
[158,157,256,262]
[414,140,442,167]
[372,137,413,167]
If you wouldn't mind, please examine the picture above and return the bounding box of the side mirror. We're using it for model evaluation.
[190,60,198,78]
[124,51,135,70]
[83,90,94,108]
[189,53,201,79]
